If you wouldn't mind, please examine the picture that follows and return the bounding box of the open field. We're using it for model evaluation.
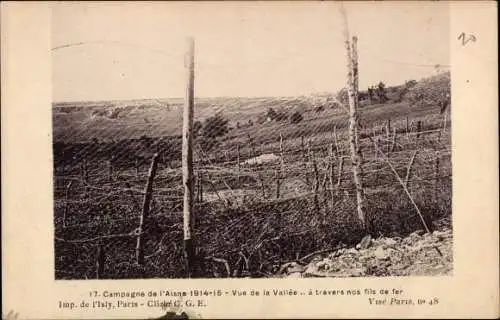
[53,73,452,279]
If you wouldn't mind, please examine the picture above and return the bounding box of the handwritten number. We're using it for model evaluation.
[458,32,477,46]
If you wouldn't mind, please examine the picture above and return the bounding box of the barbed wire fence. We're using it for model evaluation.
[54,108,451,279]
[52,17,451,279]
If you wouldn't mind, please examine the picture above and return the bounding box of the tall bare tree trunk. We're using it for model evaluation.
[183,37,196,277]
[341,6,367,231]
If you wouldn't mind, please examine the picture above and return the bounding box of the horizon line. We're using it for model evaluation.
[52,71,450,105]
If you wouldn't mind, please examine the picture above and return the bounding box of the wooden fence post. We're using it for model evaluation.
[108,159,113,182]
[245,134,266,199]
[312,157,320,215]
[390,126,397,153]
[337,156,344,189]
[279,133,285,174]
[275,169,281,199]
[301,136,305,156]
[198,170,203,202]
[301,136,309,185]
[328,144,336,209]
[385,119,391,142]
[333,125,340,157]
[195,170,199,202]
[62,181,73,228]
[321,162,330,191]
[182,37,196,277]
[275,133,285,200]
[371,126,377,159]
[193,172,198,203]
[136,153,159,265]
[307,140,312,161]
[372,134,379,160]
[84,159,89,181]
[442,110,448,134]
[416,121,422,139]
[341,8,367,230]
[439,110,448,142]
[248,133,256,159]
[260,176,266,199]
[135,158,140,178]
[406,116,410,138]
[236,145,241,185]
[96,242,106,279]
[434,151,440,202]
[81,159,89,198]
[308,140,315,189]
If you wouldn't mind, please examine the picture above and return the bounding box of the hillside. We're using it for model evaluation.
[52,96,312,142]
[52,72,450,145]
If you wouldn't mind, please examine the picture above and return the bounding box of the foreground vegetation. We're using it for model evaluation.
[53,72,451,279]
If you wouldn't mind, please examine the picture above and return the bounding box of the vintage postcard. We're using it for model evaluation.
[2,1,498,319]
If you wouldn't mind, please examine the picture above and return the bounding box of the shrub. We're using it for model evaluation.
[274,110,287,122]
[289,111,303,124]
[314,105,325,113]
[405,72,451,109]
[336,88,349,106]
[256,113,268,124]
[193,120,203,137]
[197,112,229,152]
[405,79,418,88]
[266,107,278,120]
[368,86,375,101]
[266,107,287,122]
[358,92,369,101]
[202,112,229,139]
[376,81,388,102]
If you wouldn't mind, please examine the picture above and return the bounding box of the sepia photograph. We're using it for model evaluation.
[51,2,453,280]
[3,1,499,319]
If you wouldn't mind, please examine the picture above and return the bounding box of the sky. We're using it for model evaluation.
[52,2,450,102]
